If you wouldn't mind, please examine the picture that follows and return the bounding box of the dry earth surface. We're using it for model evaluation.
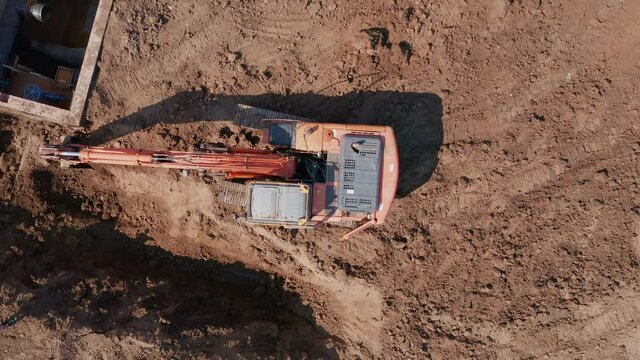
[1,0,639,359]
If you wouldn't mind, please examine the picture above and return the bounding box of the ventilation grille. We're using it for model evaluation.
[343,171,355,182]
[344,159,356,169]
[341,197,374,210]
[359,142,379,156]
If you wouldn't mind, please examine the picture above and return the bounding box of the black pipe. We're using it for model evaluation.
[30,41,86,67]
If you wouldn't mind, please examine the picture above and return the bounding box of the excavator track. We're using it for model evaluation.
[233,104,309,129]
[328,219,359,228]
[219,181,249,207]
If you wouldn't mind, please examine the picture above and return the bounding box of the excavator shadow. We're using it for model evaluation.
[0,203,340,358]
[83,91,444,197]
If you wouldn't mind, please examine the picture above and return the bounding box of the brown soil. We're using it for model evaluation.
[1,0,639,358]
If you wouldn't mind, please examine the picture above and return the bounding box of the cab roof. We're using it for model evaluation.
[248,183,310,225]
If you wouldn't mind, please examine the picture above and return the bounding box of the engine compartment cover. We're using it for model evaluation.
[338,135,382,213]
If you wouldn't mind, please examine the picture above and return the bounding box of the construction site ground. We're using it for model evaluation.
[1,0,639,358]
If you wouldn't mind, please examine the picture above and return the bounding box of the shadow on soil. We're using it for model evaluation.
[84,91,444,196]
[0,203,339,358]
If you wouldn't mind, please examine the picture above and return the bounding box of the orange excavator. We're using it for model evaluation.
[40,105,399,239]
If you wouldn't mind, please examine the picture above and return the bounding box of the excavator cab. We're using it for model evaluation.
[247,182,311,227]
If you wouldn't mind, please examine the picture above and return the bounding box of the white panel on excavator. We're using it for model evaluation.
[248,183,310,225]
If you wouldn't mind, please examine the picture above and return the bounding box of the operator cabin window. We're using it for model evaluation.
[0,0,99,110]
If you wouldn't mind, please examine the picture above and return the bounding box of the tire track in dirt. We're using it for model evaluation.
[431,0,629,146]
[101,14,237,103]
[426,56,635,220]
[425,293,640,359]
[239,10,312,40]
[235,8,341,69]
[429,133,629,221]
[250,226,384,356]
[100,168,383,355]
[501,293,640,358]
[440,63,578,145]
[236,14,311,68]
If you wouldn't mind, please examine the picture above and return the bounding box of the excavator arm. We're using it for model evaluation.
[39,144,297,180]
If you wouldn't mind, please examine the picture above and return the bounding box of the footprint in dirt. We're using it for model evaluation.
[240,129,261,147]
[361,28,392,50]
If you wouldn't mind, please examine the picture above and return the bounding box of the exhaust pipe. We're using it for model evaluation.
[12,1,50,23]
[26,3,50,23]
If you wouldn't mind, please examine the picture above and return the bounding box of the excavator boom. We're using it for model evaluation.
[39,144,297,179]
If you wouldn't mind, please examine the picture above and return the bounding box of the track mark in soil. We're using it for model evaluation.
[251,226,384,355]
[108,168,216,239]
[503,293,640,357]
[102,15,236,103]
[235,9,330,67]
[427,131,626,220]
[241,12,313,40]
[441,67,576,145]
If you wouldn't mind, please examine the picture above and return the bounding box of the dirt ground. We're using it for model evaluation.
[1,0,639,358]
